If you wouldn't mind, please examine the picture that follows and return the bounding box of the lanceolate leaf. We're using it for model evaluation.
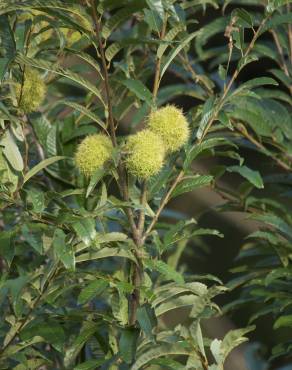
[54,100,106,130]
[131,343,191,370]
[0,15,16,80]
[227,165,264,189]
[171,175,213,198]
[23,156,66,184]
[119,79,154,107]
[160,31,199,80]
[0,130,23,172]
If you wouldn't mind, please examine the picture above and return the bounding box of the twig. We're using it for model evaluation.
[236,124,291,171]
[199,16,269,143]
[142,171,184,243]
[0,265,59,356]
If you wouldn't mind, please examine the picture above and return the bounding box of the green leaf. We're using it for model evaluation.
[23,156,66,184]
[274,315,292,330]
[21,321,65,352]
[119,78,154,107]
[155,294,203,316]
[74,360,106,370]
[64,322,98,368]
[171,175,213,198]
[250,214,292,242]
[230,77,278,98]
[131,343,190,370]
[0,230,14,266]
[227,165,264,189]
[96,232,128,244]
[0,15,16,80]
[53,228,75,270]
[146,0,164,19]
[196,96,216,140]
[136,304,157,338]
[72,218,96,246]
[145,259,184,284]
[184,137,235,169]
[15,53,105,104]
[210,326,255,365]
[0,130,23,172]
[102,2,146,38]
[160,31,199,80]
[119,328,140,364]
[78,279,108,304]
[55,100,106,130]
[76,247,137,263]
[157,23,185,58]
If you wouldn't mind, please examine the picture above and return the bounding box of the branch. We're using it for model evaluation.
[199,16,269,143]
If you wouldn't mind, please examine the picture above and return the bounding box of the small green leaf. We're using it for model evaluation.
[0,130,23,172]
[53,229,75,270]
[78,279,108,305]
[136,304,157,338]
[119,327,140,364]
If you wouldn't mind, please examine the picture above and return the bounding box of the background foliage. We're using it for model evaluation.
[0,0,291,369]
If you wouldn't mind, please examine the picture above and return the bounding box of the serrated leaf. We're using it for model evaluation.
[77,279,108,304]
[184,137,235,169]
[23,156,66,184]
[171,175,213,198]
[76,247,137,263]
[157,23,185,58]
[136,304,157,338]
[160,31,199,80]
[131,343,190,370]
[102,2,145,39]
[119,328,140,364]
[196,96,216,140]
[145,259,184,284]
[64,322,98,368]
[55,100,106,130]
[119,78,154,107]
[21,321,65,352]
[0,15,16,80]
[72,218,96,246]
[0,130,23,172]
[227,165,264,189]
[53,228,75,270]
[15,53,105,104]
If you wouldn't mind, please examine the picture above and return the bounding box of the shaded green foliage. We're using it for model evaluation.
[0,0,291,369]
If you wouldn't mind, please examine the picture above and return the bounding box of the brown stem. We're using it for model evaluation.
[270,29,290,76]
[142,171,184,243]
[152,18,168,104]
[91,0,116,147]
